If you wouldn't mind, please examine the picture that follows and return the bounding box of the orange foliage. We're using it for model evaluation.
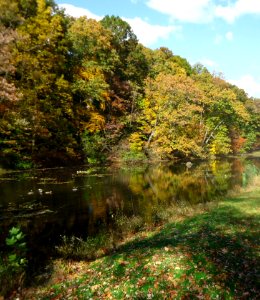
[231,135,246,153]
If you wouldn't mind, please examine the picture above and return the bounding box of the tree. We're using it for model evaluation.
[100,15,138,66]
[12,0,77,164]
[0,0,258,167]
[0,25,22,167]
[193,71,251,155]
[100,16,140,115]
[139,72,204,159]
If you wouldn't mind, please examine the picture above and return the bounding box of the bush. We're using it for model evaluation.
[115,214,144,234]
[81,131,106,164]
[0,226,27,297]
[56,232,114,260]
[120,149,147,163]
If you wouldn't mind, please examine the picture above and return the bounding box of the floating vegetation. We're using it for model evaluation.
[0,201,54,220]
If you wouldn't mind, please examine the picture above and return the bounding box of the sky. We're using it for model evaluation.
[57,0,260,98]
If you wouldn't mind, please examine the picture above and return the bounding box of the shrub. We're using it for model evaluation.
[0,226,27,297]
[56,232,114,260]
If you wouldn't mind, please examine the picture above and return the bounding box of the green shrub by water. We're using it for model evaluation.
[0,226,27,297]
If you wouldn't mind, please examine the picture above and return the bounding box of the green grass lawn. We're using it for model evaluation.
[24,189,260,300]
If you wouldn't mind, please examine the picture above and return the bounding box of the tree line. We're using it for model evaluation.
[0,0,259,168]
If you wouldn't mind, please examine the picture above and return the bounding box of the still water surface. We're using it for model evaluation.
[0,155,259,273]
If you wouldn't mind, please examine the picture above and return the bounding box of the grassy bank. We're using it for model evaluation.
[22,187,260,300]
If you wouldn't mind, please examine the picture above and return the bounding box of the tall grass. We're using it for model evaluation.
[56,201,217,261]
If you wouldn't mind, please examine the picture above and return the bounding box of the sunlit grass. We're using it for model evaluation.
[23,187,260,299]
[248,150,260,158]
[55,202,217,261]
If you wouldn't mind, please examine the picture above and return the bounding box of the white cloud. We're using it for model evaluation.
[58,4,102,20]
[199,58,218,67]
[225,31,233,41]
[146,0,213,23]
[146,0,260,23]
[215,0,260,23]
[214,5,237,23]
[124,17,181,46]
[214,31,233,44]
[229,75,260,98]
[58,4,180,47]
[214,34,223,45]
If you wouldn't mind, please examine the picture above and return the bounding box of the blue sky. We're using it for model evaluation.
[57,0,260,98]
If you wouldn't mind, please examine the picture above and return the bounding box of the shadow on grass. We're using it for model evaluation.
[24,195,260,299]
[104,198,260,299]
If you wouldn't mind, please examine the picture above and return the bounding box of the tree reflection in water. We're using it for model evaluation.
[0,156,259,276]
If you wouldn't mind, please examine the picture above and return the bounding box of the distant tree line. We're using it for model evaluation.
[0,0,259,168]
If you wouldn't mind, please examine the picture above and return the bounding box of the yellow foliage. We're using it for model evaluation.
[129,132,144,152]
[101,91,110,101]
[210,143,217,156]
[86,112,105,133]
[80,66,104,81]
[210,159,217,175]
[232,101,250,121]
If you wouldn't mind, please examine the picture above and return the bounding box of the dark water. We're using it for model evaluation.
[0,156,259,275]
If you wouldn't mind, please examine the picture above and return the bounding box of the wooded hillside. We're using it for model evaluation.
[1,0,259,168]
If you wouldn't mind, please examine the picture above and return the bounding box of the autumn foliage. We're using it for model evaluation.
[0,0,259,167]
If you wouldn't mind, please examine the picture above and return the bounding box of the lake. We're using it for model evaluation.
[0,155,259,277]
